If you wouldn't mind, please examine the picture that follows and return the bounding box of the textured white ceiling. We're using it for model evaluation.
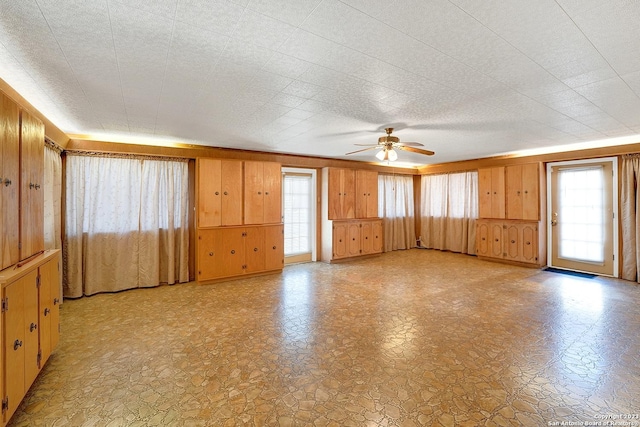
[1,0,640,165]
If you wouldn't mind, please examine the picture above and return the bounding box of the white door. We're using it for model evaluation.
[547,158,618,276]
[282,168,316,264]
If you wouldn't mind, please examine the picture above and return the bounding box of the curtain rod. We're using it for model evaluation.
[63,150,189,163]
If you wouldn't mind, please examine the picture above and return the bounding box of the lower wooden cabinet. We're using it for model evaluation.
[197,224,284,282]
[1,250,60,426]
[476,219,539,266]
[328,219,383,261]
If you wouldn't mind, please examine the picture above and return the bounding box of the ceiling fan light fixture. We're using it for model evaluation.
[376,147,398,162]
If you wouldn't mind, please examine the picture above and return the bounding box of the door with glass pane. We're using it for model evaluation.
[282,169,316,264]
[548,158,617,276]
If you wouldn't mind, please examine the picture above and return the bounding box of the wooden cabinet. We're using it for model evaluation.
[476,219,539,266]
[196,225,284,282]
[355,170,378,218]
[19,110,45,261]
[197,159,243,227]
[327,168,355,220]
[330,219,383,261]
[244,161,282,225]
[0,93,20,270]
[1,250,60,425]
[506,163,539,220]
[478,167,505,219]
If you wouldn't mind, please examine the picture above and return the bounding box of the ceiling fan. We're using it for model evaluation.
[345,127,435,162]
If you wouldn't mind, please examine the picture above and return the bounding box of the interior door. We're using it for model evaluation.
[549,159,617,276]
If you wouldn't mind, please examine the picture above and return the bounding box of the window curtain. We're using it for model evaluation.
[621,154,640,282]
[43,141,63,250]
[44,141,63,300]
[63,154,189,297]
[378,174,415,251]
[420,171,478,254]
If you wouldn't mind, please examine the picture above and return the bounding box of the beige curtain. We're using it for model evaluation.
[420,171,478,254]
[43,143,62,250]
[378,174,415,251]
[44,142,63,300]
[621,154,640,282]
[63,154,189,297]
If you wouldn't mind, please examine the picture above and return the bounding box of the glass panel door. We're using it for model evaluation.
[282,169,316,264]
[549,158,617,276]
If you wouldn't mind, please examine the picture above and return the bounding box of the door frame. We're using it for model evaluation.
[546,156,618,277]
[282,167,317,263]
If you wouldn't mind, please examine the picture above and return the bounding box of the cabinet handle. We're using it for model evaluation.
[265,192,269,195]
[495,239,499,242]
[30,323,38,332]
[526,241,531,245]
[14,339,23,350]
[4,178,11,186]
[517,191,521,195]
[272,246,276,250]
[367,193,370,196]
[30,182,35,189]
[524,190,528,194]
[231,250,235,254]
[339,239,342,242]
[352,238,356,241]
[365,237,368,239]
[215,191,219,195]
[35,183,41,189]
[254,247,258,252]
[511,240,515,243]
[209,252,214,256]
[224,191,228,195]
[258,191,262,195]
[54,298,60,305]
[44,308,50,316]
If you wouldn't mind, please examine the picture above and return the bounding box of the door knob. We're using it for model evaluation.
[551,212,558,226]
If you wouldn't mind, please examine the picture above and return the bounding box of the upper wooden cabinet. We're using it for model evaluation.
[355,170,378,218]
[478,167,505,219]
[244,161,282,225]
[328,168,356,220]
[1,93,20,270]
[197,159,243,227]
[19,110,45,261]
[506,163,539,220]
[479,164,539,220]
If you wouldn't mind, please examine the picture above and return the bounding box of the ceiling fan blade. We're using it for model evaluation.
[354,143,382,147]
[345,146,381,155]
[396,145,435,156]
[397,142,424,147]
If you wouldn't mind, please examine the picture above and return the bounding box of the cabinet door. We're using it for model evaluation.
[520,223,538,264]
[3,273,29,424]
[197,229,222,280]
[197,158,222,227]
[504,223,521,261]
[264,224,284,271]
[506,165,523,220]
[347,223,361,257]
[19,110,45,260]
[244,226,266,273]
[39,254,60,366]
[491,167,505,219]
[342,169,356,219]
[219,228,245,278]
[221,160,243,226]
[244,161,264,225]
[478,168,493,219]
[372,220,383,253]
[476,220,490,256]
[328,168,342,220]
[360,221,373,254]
[332,223,348,259]
[489,222,503,259]
[1,93,20,270]
[356,170,378,218]
[24,270,40,389]
[263,162,282,224]
[521,164,539,220]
